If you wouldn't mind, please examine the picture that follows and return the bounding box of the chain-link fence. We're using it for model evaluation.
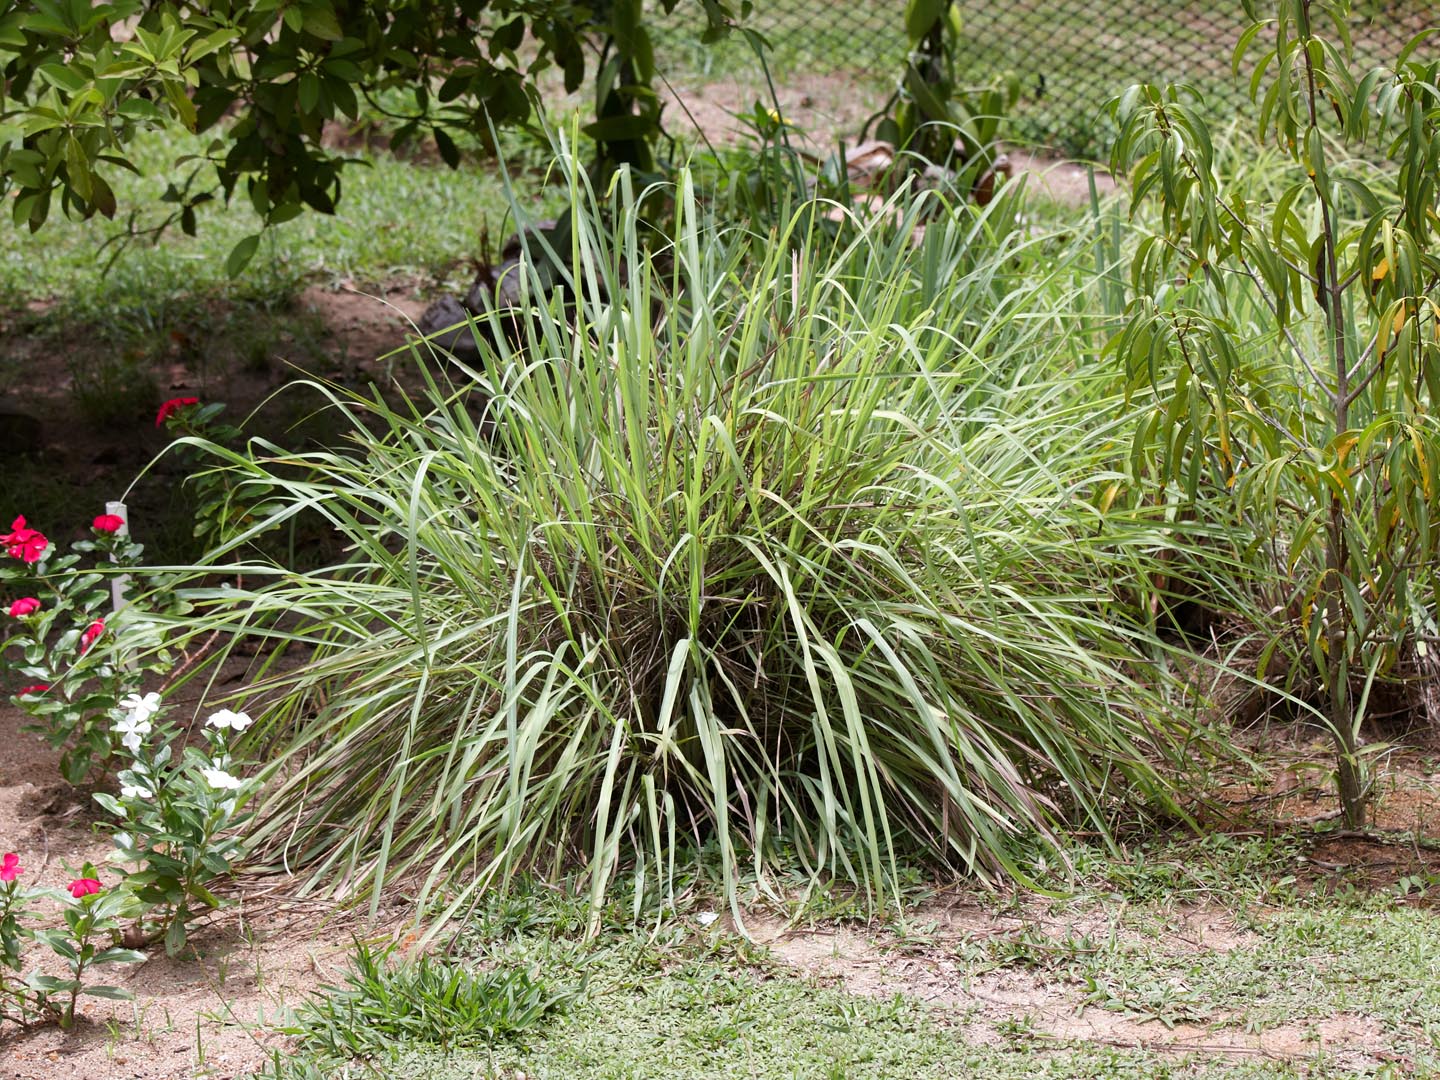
[658,2,1435,159]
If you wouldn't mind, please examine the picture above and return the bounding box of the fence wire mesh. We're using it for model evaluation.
[655,2,1436,159]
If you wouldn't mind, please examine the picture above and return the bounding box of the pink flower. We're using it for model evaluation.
[16,684,48,696]
[6,597,40,617]
[155,396,200,427]
[0,854,21,883]
[67,878,102,898]
[79,619,105,653]
[0,517,48,564]
[92,514,125,534]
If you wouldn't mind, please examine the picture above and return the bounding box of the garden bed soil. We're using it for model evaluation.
[0,696,388,1080]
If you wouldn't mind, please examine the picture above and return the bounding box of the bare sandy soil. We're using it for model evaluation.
[0,696,368,1080]
[750,904,1395,1073]
[660,72,1120,208]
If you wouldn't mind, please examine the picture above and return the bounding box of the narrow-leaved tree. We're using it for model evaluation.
[1111,0,1440,826]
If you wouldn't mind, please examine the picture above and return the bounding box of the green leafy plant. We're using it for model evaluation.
[1109,0,1440,826]
[278,940,567,1060]
[689,99,812,230]
[0,0,742,268]
[2,438,257,958]
[867,0,1016,186]
[95,699,257,955]
[1,398,250,783]
[154,396,253,549]
[25,866,146,1029]
[0,854,37,1025]
[156,150,1201,927]
[1,511,175,782]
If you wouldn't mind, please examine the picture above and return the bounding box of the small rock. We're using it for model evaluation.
[415,295,481,362]
[462,256,525,313]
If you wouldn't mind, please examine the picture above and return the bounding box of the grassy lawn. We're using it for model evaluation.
[0,127,559,319]
[253,834,1435,1079]
[650,0,906,79]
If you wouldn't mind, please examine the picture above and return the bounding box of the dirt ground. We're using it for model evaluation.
[660,73,1117,207]
[739,732,1440,1077]
[1,663,1437,1079]
[750,907,1394,1073]
[661,71,880,153]
[0,694,422,1080]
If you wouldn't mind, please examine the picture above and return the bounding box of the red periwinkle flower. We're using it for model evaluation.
[0,853,21,883]
[155,396,200,427]
[0,517,48,564]
[79,619,105,653]
[16,684,48,696]
[67,878,102,898]
[92,514,125,534]
[6,597,40,617]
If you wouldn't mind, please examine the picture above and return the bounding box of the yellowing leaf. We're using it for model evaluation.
[1098,481,1121,514]
[1372,256,1390,282]
[1411,428,1431,499]
[1334,432,1358,466]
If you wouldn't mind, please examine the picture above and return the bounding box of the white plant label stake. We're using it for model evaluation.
[107,500,130,612]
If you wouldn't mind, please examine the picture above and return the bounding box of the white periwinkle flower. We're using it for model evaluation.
[200,767,245,791]
[113,714,153,754]
[206,709,254,732]
[119,692,163,724]
[120,783,154,800]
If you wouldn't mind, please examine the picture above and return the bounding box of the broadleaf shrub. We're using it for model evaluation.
[0,0,744,258]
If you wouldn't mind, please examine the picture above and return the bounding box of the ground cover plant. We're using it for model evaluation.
[247,839,1439,1079]
[272,938,567,1061]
